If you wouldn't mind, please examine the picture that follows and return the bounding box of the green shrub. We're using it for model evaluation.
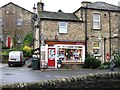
[113,51,120,66]
[1,48,23,55]
[2,49,10,55]
[83,54,101,69]
[22,46,32,57]
[2,46,10,49]
[98,62,110,70]
[103,62,110,66]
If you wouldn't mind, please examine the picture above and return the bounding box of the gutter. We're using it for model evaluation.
[84,7,88,58]
[108,11,111,59]
[74,7,120,14]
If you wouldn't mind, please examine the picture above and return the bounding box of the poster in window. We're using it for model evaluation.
[93,42,99,47]
[93,49,99,54]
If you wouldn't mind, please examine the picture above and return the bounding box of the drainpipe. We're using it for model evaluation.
[81,1,91,58]
[103,37,106,63]
[37,0,44,70]
[118,5,120,52]
[108,11,111,59]
[38,18,42,70]
[33,4,36,50]
[85,7,88,58]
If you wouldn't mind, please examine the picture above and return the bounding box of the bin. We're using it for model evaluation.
[32,58,40,70]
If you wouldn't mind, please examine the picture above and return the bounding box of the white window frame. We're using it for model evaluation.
[93,13,101,30]
[0,18,4,27]
[59,21,68,34]
[16,18,23,27]
[0,34,3,42]
[92,42,101,56]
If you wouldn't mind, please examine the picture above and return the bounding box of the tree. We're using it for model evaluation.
[23,33,33,46]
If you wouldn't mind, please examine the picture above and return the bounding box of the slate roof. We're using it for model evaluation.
[86,1,120,11]
[39,11,81,22]
[74,1,120,13]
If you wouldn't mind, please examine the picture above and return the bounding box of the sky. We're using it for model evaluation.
[0,0,120,13]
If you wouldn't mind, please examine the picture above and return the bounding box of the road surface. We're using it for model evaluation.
[0,63,118,85]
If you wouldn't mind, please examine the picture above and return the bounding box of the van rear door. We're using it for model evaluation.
[8,51,24,67]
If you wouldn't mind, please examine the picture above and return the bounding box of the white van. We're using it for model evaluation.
[8,51,25,67]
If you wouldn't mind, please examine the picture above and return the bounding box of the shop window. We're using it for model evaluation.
[93,42,101,55]
[58,46,83,62]
[59,21,68,34]
[93,13,101,30]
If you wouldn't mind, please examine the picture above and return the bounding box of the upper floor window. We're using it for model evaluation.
[0,34,3,42]
[16,18,23,27]
[0,18,4,27]
[93,42,101,56]
[93,13,101,30]
[59,21,68,34]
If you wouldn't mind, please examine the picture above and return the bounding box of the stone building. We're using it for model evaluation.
[34,1,120,68]
[74,1,120,63]
[34,1,85,68]
[0,2,34,48]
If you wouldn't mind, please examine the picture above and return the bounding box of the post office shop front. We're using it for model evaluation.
[45,41,85,68]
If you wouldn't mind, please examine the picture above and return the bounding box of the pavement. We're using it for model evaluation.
[1,62,120,71]
[0,63,6,68]
[0,62,31,71]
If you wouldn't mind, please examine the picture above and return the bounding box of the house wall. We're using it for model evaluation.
[1,3,33,47]
[0,8,2,49]
[41,20,85,44]
[75,8,120,62]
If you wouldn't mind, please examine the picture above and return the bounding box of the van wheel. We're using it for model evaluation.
[20,63,23,67]
[8,63,12,67]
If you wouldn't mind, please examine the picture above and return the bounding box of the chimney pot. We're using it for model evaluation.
[37,2,44,12]
[81,1,91,7]
[118,1,120,6]
[33,4,36,14]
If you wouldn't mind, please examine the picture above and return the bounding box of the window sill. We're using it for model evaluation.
[62,62,84,64]
[92,28,101,31]
[59,33,68,35]
[94,54,101,57]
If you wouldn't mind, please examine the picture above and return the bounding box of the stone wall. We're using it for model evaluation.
[1,72,120,89]
[41,20,85,41]
[1,55,8,63]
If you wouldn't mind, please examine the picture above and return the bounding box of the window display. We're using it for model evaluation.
[58,46,83,62]
[93,42,101,55]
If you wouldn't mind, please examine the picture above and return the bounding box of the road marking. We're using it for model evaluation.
[54,76,61,78]
[46,75,51,77]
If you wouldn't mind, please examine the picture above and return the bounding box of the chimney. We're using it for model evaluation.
[81,1,91,7]
[118,1,120,7]
[33,4,36,14]
[37,0,44,12]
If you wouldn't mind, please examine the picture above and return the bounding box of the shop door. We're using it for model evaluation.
[48,48,55,67]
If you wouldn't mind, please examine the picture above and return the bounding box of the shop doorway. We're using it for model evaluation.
[48,48,56,67]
